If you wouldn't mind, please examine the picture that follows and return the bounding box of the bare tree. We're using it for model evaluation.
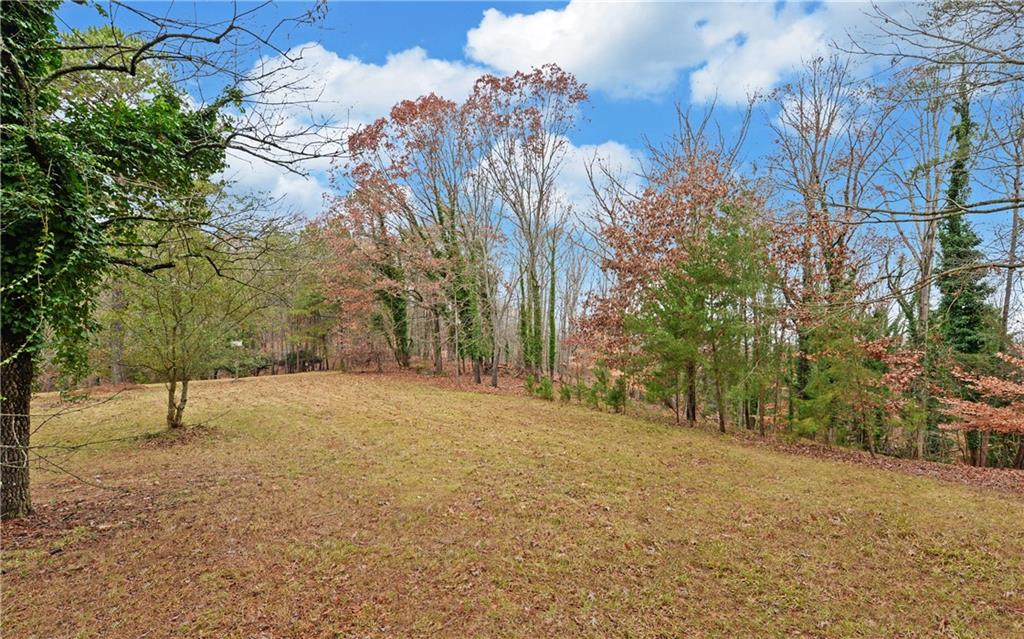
[473,65,587,375]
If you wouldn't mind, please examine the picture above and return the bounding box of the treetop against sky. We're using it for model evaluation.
[50,3,869,205]
[55,1,1014,245]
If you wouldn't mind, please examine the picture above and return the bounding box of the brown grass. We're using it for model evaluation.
[3,371,1023,638]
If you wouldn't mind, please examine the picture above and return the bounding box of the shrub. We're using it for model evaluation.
[524,374,536,395]
[558,383,573,402]
[591,362,610,397]
[537,376,554,401]
[606,376,627,413]
[574,378,586,402]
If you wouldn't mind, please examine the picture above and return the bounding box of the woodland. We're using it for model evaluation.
[2,2,1024,636]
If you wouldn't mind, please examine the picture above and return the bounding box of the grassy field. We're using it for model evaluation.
[3,372,1023,638]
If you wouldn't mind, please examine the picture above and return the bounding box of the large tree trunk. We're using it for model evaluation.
[1,337,33,520]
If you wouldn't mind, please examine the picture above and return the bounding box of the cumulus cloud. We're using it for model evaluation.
[557,140,642,214]
[248,43,485,124]
[465,1,873,103]
[221,151,331,218]
[689,13,826,103]
[222,43,487,217]
[466,3,702,99]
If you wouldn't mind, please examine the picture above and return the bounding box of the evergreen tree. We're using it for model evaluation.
[935,74,1000,465]
[624,204,769,430]
[936,79,993,356]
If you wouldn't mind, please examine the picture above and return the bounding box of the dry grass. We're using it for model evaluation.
[3,372,1023,638]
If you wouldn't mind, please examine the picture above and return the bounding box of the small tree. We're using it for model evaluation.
[537,376,554,401]
[558,382,573,402]
[115,224,274,429]
[605,376,627,414]
[625,204,771,432]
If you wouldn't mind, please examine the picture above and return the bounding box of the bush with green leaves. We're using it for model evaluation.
[591,362,610,397]
[559,383,573,402]
[574,378,587,402]
[537,376,554,401]
[606,376,628,413]
[524,374,536,395]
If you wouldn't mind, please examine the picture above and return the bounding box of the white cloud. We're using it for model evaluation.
[689,13,826,103]
[465,1,873,104]
[223,43,487,217]
[250,42,485,125]
[557,140,642,214]
[221,151,330,217]
[466,3,702,99]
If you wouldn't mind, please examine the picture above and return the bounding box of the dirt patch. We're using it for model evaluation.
[137,424,225,449]
[1,487,153,553]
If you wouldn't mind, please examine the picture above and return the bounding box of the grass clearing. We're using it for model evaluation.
[3,372,1023,638]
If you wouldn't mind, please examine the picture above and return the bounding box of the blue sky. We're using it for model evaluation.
[56,1,892,215]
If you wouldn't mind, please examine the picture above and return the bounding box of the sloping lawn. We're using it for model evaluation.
[3,372,1023,638]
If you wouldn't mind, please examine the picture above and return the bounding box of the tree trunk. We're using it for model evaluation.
[1,338,33,520]
[174,378,190,428]
[548,236,557,378]
[166,375,179,429]
[674,379,681,426]
[978,430,989,468]
[473,358,482,384]
[432,308,443,375]
[865,411,876,456]
[757,391,765,437]
[1001,181,1020,337]
[108,286,127,384]
[713,373,726,433]
[685,360,697,426]
[914,219,936,460]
